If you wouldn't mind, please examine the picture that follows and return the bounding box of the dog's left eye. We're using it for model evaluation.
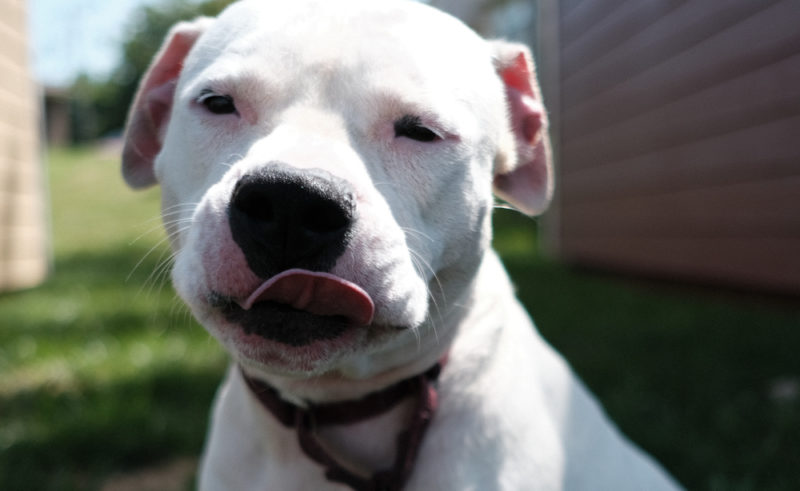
[197,91,237,115]
[394,115,442,142]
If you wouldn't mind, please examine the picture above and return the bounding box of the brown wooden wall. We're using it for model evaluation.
[541,0,800,294]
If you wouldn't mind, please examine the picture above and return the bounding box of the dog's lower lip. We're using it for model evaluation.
[213,295,352,347]
[208,291,239,310]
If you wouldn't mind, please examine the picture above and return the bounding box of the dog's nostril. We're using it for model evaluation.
[302,197,352,234]
[234,186,276,223]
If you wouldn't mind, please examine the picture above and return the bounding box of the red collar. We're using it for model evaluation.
[241,361,444,491]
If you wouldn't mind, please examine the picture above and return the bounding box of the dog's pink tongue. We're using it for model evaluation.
[241,269,374,326]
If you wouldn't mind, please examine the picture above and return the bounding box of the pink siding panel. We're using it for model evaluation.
[551,0,800,293]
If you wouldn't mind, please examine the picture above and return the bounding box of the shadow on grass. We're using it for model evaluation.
[1,244,227,490]
[2,244,181,333]
[0,366,222,490]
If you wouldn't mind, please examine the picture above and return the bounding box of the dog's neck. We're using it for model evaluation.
[247,340,451,405]
[241,361,444,490]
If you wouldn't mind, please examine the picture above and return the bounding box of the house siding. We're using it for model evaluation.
[542,0,800,293]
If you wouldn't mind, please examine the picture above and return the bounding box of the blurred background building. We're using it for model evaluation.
[536,0,800,294]
[433,0,800,295]
[0,0,49,292]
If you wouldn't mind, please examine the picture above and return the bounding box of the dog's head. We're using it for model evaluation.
[122,0,551,383]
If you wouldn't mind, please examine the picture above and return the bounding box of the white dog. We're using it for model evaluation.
[122,1,682,489]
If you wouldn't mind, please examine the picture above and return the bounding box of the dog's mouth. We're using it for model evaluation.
[211,269,375,347]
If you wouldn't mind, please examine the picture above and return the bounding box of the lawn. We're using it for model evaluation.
[1,146,798,490]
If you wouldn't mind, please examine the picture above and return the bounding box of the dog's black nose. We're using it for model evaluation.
[228,164,355,278]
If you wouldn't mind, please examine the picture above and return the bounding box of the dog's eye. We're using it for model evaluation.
[394,115,442,142]
[197,91,237,115]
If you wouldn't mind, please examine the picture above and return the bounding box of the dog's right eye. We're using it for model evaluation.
[197,91,237,115]
[394,115,442,142]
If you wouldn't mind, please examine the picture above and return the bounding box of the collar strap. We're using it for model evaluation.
[241,361,444,491]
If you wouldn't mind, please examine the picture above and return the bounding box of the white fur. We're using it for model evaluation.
[125,0,682,489]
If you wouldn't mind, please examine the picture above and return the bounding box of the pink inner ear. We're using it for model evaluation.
[501,53,535,98]
[122,82,174,189]
[145,82,178,138]
[143,30,199,94]
[506,86,545,145]
[498,51,546,148]
[122,21,208,189]
[493,47,553,216]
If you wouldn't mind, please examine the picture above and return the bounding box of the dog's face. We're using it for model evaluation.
[122,0,551,380]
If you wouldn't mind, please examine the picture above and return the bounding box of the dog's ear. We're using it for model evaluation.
[491,41,553,216]
[122,18,213,189]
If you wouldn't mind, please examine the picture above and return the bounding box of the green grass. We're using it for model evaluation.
[1,146,798,490]
[494,210,800,491]
[0,147,227,490]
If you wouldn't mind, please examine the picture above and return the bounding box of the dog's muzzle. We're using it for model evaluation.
[219,164,374,346]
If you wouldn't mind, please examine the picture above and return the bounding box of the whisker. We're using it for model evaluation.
[127,230,179,284]
[410,247,446,307]
[372,180,408,195]
[492,201,517,211]
[400,226,435,244]
[220,153,245,169]
[408,248,445,348]
[129,221,171,246]
[141,248,180,299]
[128,221,191,303]
[129,202,198,245]
[160,202,200,215]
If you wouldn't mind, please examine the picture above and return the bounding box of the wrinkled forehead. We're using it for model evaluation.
[184,0,497,102]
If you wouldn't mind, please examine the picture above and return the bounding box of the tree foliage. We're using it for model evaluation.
[69,0,233,142]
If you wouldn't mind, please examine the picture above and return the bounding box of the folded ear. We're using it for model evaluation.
[491,41,553,216]
[121,18,213,189]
